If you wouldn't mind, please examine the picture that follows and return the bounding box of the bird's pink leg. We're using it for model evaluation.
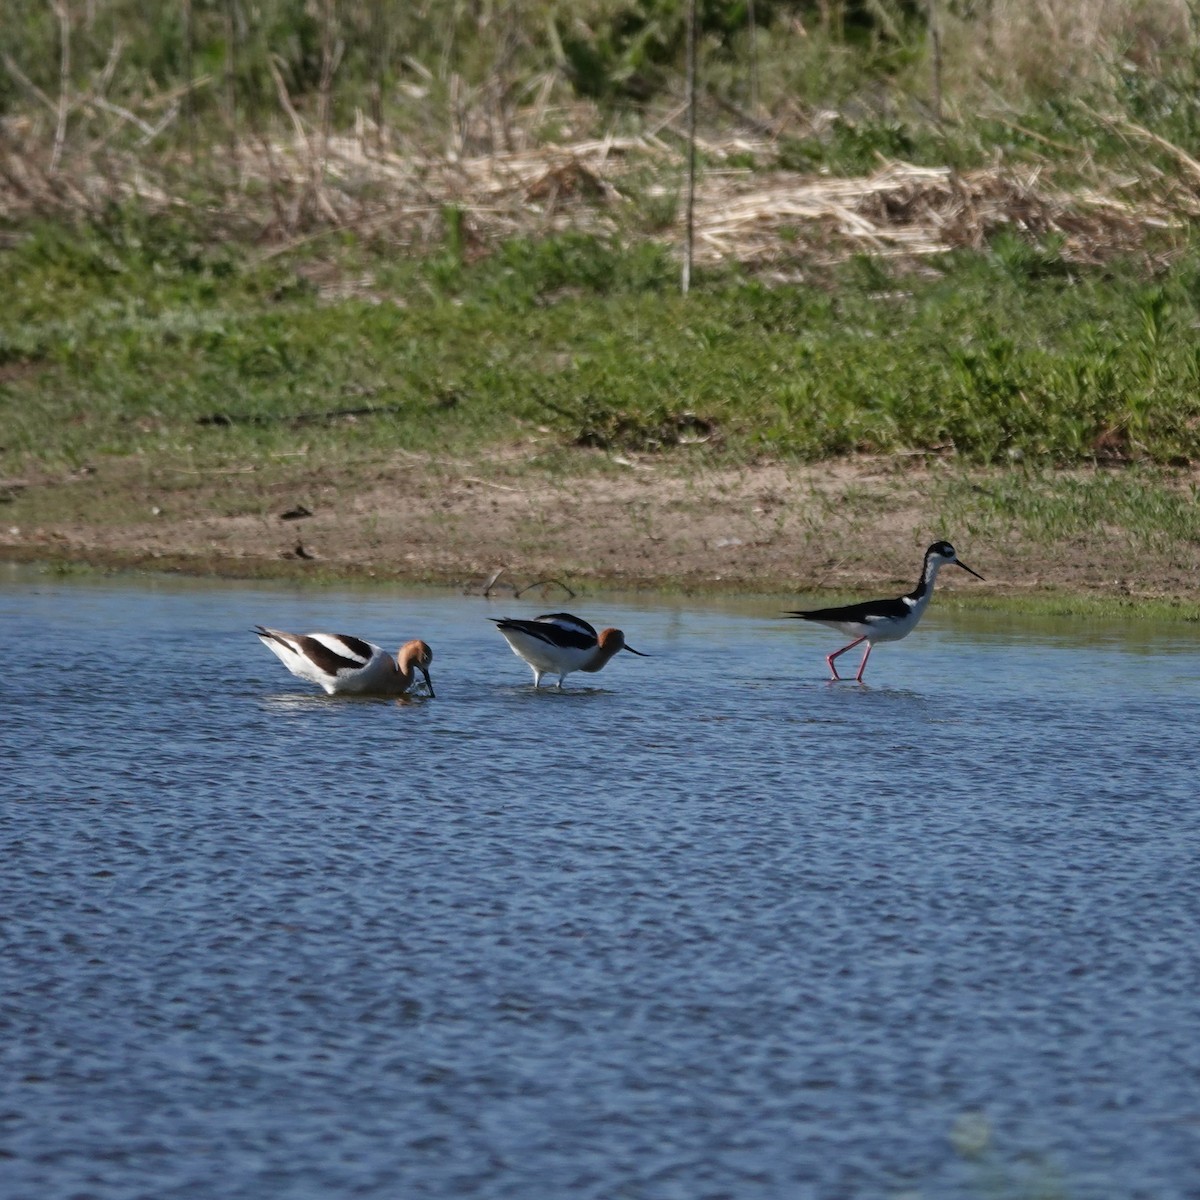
[826,636,866,681]
[854,641,873,683]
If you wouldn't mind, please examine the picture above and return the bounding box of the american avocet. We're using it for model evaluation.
[254,627,434,696]
[786,541,983,682]
[490,612,649,689]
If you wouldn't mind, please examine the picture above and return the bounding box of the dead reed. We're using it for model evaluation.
[1,0,1198,268]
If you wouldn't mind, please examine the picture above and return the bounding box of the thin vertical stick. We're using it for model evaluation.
[315,0,343,220]
[820,0,845,40]
[371,0,386,150]
[183,0,195,154]
[681,0,697,297]
[317,0,339,161]
[928,0,943,124]
[224,0,239,181]
[49,0,71,174]
[747,0,759,115]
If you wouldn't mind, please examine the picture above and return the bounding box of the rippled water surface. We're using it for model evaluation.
[4,566,1200,1200]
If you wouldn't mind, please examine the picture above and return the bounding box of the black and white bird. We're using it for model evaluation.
[490,612,648,689]
[254,626,434,696]
[786,542,983,682]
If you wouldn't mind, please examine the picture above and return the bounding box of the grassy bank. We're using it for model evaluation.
[5,3,1200,602]
[4,217,1200,604]
[5,217,1200,470]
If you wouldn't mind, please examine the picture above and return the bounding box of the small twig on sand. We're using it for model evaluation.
[461,476,521,493]
[473,568,576,599]
[479,567,508,596]
[514,578,576,599]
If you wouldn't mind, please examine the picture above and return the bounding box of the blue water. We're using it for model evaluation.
[3,566,1200,1200]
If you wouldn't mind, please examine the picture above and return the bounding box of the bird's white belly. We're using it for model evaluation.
[515,644,581,671]
[504,633,590,674]
[863,612,921,643]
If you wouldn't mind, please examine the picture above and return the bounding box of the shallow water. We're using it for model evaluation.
[3,566,1200,1200]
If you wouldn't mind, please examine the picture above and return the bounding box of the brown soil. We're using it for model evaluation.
[4,449,1200,603]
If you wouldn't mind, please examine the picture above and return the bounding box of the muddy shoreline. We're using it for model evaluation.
[6,451,1200,610]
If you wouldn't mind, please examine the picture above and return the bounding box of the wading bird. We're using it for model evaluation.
[254,627,434,696]
[490,612,648,689]
[786,541,983,682]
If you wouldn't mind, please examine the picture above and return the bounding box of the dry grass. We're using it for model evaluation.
[3,0,1199,268]
[1,109,1192,271]
[687,161,1185,268]
[945,0,1197,100]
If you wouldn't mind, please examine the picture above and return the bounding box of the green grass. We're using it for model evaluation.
[940,464,1200,550]
[5,217,1200,476]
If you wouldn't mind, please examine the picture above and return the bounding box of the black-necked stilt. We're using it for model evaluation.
[785,541,983,682]
[254,627,435,696]
[490,612,649,688]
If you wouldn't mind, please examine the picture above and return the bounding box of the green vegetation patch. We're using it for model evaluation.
[4,217,1200,477]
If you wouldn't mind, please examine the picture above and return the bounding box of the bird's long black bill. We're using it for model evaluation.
[422,669,436,697]
[624,646,651,657]
[957,561,985,581]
